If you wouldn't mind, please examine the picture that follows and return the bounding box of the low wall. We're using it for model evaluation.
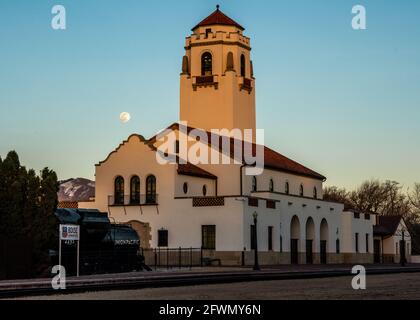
[201,251,374,266]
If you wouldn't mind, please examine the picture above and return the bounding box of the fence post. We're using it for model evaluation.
[190,247,192,270]
[179,246,182,269]
[154,249,157,271]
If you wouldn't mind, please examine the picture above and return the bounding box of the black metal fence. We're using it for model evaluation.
[141,247,203,269]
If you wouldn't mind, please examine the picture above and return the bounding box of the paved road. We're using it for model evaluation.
[17,272,420,300]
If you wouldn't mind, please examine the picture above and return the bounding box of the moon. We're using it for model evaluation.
[119,112,131,123]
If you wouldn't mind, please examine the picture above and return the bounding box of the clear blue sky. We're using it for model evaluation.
[0,0,419,190]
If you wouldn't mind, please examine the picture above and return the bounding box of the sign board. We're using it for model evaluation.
[59,224,80,241]
[59,224,80,277]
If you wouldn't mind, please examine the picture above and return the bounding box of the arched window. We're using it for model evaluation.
[183,182,188,194]
[269,179,274,192]
[285,181,290,195]
[203,185,207,196]
[313,187,318,199]
[146,175,157,204]
[114,176,124,205]
[252,176,257,192]
[300,184,304,197]
[130,176,140,204]
[201,52,212,76]
[240,54,246,77]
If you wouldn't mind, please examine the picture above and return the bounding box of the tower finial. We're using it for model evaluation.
[216,4,220,11]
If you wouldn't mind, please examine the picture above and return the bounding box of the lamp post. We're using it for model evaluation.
[401,228,406,267]
[253,211,260,271]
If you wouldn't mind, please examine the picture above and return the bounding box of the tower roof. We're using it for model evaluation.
[192,5,244,31]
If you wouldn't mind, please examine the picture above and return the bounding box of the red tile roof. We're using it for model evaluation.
[149,123,326,181]
[178,163,217,180]
[192,6,244,31]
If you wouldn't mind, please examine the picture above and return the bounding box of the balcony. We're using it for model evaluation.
[108,194,159,207]
[192,75,219,91]
[239,77,253,93]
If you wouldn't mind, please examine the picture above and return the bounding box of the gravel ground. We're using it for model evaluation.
[16,272,420,300]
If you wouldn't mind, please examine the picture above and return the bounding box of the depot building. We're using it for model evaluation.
[79,7,412,266]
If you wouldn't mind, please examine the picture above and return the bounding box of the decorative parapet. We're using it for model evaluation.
[192,75,219,90]
[193,197,225,207]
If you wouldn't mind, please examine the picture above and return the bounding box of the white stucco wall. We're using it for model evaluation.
[341,211,374,254]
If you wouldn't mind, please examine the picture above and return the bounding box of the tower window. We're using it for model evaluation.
[313,187,318,199]
[205,28,212,38]
[269,179,274,192]
[202,184,207,196]
[300,184,304,197]
[240,54,246,77]
[285,181,290,195]
[201,52,213,76]
[183,182,188,194]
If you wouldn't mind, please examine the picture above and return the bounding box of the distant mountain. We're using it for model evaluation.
[58,178,95,202]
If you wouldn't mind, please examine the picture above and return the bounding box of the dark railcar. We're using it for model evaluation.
[52,209,147,275]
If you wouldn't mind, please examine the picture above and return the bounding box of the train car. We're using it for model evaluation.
[52,208,149,275]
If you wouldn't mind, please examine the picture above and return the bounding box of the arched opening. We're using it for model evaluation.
[305,217,315,264]
[146,175,157,204]
[202,185,207,196]
[183,182,188,194]
[128,221,151,249]
[240,54,246,77]
[114,176,124,205]
[201,52,213,76]
[320,219,329,264]
[285,181,290,195]
[130,176,140,204]
[269,179,274,192]
[300,184,304,197]
[313,187,318,199]
[290,215,300,264]
[252,176,257,192]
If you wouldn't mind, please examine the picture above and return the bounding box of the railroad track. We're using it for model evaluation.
[2,266,420,299]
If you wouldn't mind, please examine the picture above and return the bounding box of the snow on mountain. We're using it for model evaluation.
[58,178,95,202]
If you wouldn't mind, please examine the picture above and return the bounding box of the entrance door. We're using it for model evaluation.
[306,240,313,264]
[320,240,327,264]
[374,239,381,264]
[291,239,299,264]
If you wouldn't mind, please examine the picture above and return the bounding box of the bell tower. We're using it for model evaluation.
[180,6,256,139]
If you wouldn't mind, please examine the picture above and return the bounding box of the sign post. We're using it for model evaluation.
[59,224,80,277]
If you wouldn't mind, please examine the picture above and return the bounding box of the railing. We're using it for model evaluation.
[108,194,159,206]
[193,75,219,90]
[248,197,259,207]
[240,77,253,93]
[196,75,215,84]
[141,247,203,269]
